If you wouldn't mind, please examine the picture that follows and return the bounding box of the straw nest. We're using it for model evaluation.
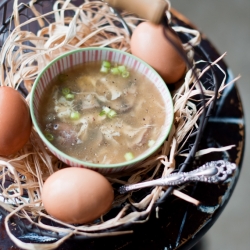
[0,0,239,249]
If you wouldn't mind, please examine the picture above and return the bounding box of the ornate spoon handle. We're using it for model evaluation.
[119,160,236,194]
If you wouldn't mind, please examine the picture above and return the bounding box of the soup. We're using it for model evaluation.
[38,61,166,164]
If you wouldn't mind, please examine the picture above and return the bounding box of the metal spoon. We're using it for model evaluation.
[119,160,236,194]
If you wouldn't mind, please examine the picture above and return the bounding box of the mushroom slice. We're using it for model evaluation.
[96,77,122,101]
[75,93,101,110]
[50,122,78,146]
[129,126,152,147]
[100,124,120,145]
[108,82,137,113]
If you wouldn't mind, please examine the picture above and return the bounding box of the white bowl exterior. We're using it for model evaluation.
[31,48,173,174]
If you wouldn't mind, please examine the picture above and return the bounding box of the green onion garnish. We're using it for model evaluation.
[45,133,54,141]
[124,152,134,161]
[99,106,110,116]
[100,65,109,73]
[100,61,129,77]
[148,140,155,147]
[62,87,70,96]
[99,110,107,116]
[65,93,75,100]
[118,65,126,73]
[100,61,111,73]
[70,111,80,120]
[122,71,130,78]
[107,109,117,118]
[110,67,120,75]
[102,61,111,68]
[99,106,117,118]
[103,106,111,114]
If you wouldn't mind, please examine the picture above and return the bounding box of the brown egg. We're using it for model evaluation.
[42,167,114,224]
[130,22,186,84]
[0,86,32,156]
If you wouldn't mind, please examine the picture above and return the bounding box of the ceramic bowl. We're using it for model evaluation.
[30,47,173,174]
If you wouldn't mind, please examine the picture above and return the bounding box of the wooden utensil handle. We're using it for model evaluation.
[104,0,168,24]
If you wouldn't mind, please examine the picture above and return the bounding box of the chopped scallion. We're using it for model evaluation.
[102,60,111,68]
[100,61,129,78]
[148,140,155,147]
[111,67,120,75]
[70,111,80,120]
[100,65,109,73]
[124,152,134,161]
[65,93,75,100]
[62,87,70,96]
[99,107,110,116]
[103,106,111,114]
[99,106,117,118]
[122,71,130,78]
[118,65,126,73]
[45,133,54,141]
[99,110,106,116]
[107,109,117,118]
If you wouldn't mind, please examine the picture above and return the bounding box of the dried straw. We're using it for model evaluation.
[0,0,239,249]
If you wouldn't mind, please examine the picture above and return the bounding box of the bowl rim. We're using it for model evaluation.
[30,47,174,169]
